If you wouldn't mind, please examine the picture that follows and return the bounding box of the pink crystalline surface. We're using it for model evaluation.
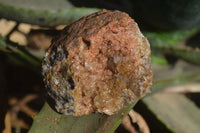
[42,9,153,116]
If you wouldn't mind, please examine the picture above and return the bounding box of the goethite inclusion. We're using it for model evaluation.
[42,9,153,116]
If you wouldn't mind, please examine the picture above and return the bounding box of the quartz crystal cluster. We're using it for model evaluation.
[42,9,153,116]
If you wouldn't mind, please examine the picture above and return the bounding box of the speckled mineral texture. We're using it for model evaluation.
[42,9,153,116]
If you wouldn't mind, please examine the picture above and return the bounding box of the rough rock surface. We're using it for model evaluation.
[42,9,153,116]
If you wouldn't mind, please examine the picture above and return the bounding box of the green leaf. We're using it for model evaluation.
[0,0,74,10]
[144,29,198,47]
[151,55,168,65]
[29,101,138,133]
[146,29,200,65]
[144,29,198,66]
[152,60,200,93]
[0,0,100,27]
[164,47,200,65]
[0,35,8,52]
[143,93,200,133]
[0,35,41,72]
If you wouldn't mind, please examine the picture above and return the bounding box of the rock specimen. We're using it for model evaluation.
[42,9,153,116]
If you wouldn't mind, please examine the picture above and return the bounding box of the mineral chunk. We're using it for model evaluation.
[42,9,153,116]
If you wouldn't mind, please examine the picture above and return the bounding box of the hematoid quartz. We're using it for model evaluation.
[42,9,153,116]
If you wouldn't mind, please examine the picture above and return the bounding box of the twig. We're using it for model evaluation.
[16,94,38,118]
[4,112,12,133]
[8,94,39,130]
[129,110,150,133]
[122,115,138,133]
